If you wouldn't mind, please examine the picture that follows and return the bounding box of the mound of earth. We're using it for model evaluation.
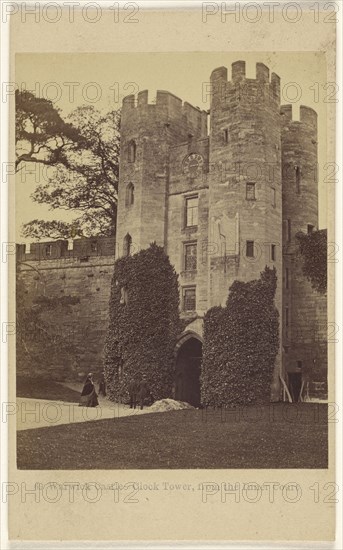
[149,398,194,412]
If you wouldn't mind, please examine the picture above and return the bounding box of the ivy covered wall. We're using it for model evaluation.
[104,243,181,402]
[201,267,279,406]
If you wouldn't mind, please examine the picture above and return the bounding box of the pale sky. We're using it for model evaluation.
[15,51,327,242]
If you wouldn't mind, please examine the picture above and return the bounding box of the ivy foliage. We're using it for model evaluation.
[104,243,181,402]
[16,273,80,380]
[296,229,327,294]
[201,267,279,406]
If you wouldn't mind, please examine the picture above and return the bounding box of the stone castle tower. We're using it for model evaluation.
[280,104,327,398]
[17,60,327,404]
[116,60,327,404]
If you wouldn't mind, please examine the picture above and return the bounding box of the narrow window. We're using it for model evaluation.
[285,267,289,289]
[125,183,134,207]
[271,244,276,261]
[307,224,314,234]
[246,240,254,258]
[185,195,198,227]
[297,360,303,370]
[287,219,291,242]
[120,286,128,305]
[123,233,132,257]
[184,242,197,271]
[45,245,52,257]
[246,182,255,200]
[295,166,301,193]
[285,306,289,327]
[91,241,97,252]
[128,141,136,163]
[271,187,276,207]
[183,287,196,312]
[224,129,229,143]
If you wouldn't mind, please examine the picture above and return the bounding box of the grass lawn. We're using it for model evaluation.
[17,376,80,403]
[17,403,328,469]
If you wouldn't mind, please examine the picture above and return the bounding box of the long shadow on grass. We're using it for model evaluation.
[17,376,80,403]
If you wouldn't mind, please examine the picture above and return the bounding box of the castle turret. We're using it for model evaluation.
[281,104,318,240]
[208,61,282,295]
[281,104,326,399]
[117,90,207,257]
[208,61,283,399]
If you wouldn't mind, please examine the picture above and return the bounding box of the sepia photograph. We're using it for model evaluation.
[2,2,339,545]
[14,52,329,470]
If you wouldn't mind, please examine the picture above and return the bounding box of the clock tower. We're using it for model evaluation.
[116,90,208,257]
[115,61,326,403]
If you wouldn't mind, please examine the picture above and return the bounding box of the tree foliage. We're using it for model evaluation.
[20,220,83,241]
[16,90,120,239]
[104,243,181,402]
[201,267,279,406]
[16,89,78,170]
[296,229,327,294]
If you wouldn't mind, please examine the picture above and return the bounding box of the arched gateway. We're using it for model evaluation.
[174,332,203,407]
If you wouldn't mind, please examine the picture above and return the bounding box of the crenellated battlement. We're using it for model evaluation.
[210,60,281,102]
[16,236,116,263]
[123,89,183,110]
[281,104,318,131]
[122,89,208,138]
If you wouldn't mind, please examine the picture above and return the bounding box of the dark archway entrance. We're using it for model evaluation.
[288,373,302,403]
[175,337,202,407]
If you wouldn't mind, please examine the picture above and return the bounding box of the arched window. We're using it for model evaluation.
[125,183,134,207]
[128,141,136,163]
[123,233,132,257]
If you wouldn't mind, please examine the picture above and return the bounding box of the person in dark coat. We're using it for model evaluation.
[138,375,149,410]
[79,373,99,407]
[128,376,139,409]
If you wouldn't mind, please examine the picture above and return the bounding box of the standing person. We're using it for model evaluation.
[79,373,99,407]
[128,376,139,409]
[98,371,106,397]
[138,374,149,410]
[149,391,155,406]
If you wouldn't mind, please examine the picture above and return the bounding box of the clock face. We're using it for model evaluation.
[182,153,204,178]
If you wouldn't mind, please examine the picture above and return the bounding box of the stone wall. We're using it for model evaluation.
[17,237,115,381]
